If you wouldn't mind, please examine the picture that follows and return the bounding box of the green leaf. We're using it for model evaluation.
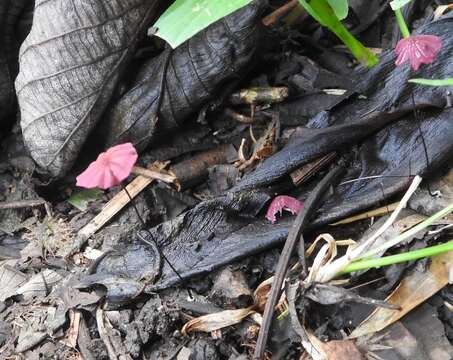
[153,0,253,48]
[343,241,453,274]
[298,0,378,67]
[390,0,413,11]
[327,0,349,20]
[68,189,104,211]
[408,78,453,87]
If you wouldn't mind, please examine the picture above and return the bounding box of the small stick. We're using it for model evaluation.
[0,199,46,210]
[253,163,346,359]
[131,166,177,184]
[169,144,237,190]
[330,202,399,225]
[262,0,299,27]
[96,307,119,360]
[229,87,289,105]
[225,108,255,124]
[290,152,337,186]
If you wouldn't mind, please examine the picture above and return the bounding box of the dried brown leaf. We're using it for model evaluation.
[181,307,255,335]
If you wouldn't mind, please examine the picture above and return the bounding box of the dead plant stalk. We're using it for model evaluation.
[315,175,422,283]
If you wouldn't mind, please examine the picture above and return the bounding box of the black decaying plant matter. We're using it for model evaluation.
[102,1,266,150]
[0,0,32,130]
[234,15,453,194]
[120,183,193,298]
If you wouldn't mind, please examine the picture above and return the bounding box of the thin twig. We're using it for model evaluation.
[411,92,437,197]
[96,307,119,360]
[262,0,299,26]
[253,163,346,359]
[330,202,399,225]
[291,152,337,186]
[131,166,176,184]
[0,199,46,210]
[339,174,414,186]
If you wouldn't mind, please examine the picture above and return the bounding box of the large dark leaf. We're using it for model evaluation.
[102,1,265,150]
[15,0,162,177]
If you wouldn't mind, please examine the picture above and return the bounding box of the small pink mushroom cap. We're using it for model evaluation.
[395,35,442,71]
[76,143,138,189]
[266,195,303,223]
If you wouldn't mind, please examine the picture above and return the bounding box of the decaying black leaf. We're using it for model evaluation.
[91,191,272,294]
[102,1,266,150]
[85,104,453,295]
[16,0,162,177]
[88,17,453,293]
[0,0,32,130]
[234,15,453,193]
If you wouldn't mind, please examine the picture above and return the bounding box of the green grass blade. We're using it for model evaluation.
[408,78,453,87]
[342,241,453,274]
[153,0,253,48]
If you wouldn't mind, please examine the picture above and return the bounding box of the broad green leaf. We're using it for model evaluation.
[68,189,104,211]
[327,0,349,20]
[153,0,253,48]
[390,0,413,10]
[408,78,453,86]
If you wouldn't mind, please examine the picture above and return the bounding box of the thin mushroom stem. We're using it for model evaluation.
[394,9,410,38]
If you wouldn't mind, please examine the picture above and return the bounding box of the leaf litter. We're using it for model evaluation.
[0,0,452,358]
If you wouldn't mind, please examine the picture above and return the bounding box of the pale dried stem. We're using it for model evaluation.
[316,175,422,283]
[131,165,176,184]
